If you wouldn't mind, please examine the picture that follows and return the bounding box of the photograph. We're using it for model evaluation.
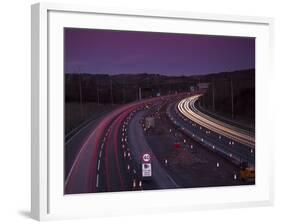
[64,28,255,194]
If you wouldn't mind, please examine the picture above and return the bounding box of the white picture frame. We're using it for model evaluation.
[31,2,274,221]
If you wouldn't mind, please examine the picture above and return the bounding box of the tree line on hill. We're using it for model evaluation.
[198,69,255,124]
[64,69,255,124]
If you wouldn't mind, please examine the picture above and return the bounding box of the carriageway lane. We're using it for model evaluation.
[167,98,255,166]
[65,94,186,194]
[128,110,179,189]
[178,95,255,147]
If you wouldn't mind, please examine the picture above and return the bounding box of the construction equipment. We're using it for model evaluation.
[239,161,255,182]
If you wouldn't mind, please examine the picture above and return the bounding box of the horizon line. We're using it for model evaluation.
[65,67,255,77]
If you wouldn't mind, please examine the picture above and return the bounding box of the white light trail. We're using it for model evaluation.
[177,95,255,148]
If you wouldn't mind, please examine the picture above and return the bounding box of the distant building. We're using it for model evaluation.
[197,82,210,92]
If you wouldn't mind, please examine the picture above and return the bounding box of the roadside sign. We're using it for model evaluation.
[142,153,151,163]
[142,163,152,177]
[141,153,152,178]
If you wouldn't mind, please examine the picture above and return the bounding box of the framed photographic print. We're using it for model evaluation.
[31,2,274,221]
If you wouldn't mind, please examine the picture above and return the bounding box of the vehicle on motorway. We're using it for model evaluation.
[173,142,181,150]
[145,116,155,129]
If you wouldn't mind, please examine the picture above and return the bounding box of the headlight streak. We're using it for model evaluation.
[177,95,255,148]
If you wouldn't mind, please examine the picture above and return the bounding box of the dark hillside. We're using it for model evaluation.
[198,69,255,125]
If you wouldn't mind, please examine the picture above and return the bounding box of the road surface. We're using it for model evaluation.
[167,94,255,166]
[128,110,178,189]
[65,92,254,194]
[65,94,184,194]
[178,95,255,147]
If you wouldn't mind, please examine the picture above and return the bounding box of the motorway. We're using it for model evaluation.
[65,94,183,194]
[65,92,255,194]
[128,110,178,189]
[167,94,255,166]
[178,95,255,147]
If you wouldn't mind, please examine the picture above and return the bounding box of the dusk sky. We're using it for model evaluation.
[64,28,255,76]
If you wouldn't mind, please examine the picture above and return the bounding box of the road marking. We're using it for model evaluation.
[65,117,98,145]
[65,129,98,188]
[66,96,179,191]
[166,174,179,187]
[96,174,99,188]
[97,159,101,171]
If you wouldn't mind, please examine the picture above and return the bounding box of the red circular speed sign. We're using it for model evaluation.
[142,153,151,163]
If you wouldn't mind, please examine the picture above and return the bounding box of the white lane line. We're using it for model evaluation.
[97,159,101,171]
[65,129,97,188]
[101,143,104,149]
[65,118,97,145]
[166,174,179,188]
[99,150,102,158]
[96,174,99,188]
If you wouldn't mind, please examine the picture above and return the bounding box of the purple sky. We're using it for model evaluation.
[64,28,255,76]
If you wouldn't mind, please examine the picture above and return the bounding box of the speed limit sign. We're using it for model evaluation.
[142,153,151,163]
